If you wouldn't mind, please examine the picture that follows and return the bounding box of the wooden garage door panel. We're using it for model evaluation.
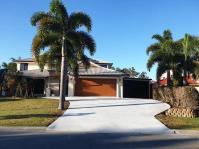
[75,78,116,96]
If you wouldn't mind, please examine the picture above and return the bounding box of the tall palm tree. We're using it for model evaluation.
[181,34,199,85]
[31,0,96,110]
[146,30,174,85]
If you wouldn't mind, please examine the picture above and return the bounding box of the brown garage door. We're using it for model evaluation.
[75,78,116,96]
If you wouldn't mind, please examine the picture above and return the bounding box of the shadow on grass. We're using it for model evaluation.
[0,114,61,120]
[0,98,23,102]
[0,111,95,120]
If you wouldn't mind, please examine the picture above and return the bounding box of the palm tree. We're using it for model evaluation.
[180,34,199,85]
[31,0,96,110]
[146,30,174,85]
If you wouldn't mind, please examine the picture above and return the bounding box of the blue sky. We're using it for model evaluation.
[0,0,199,79]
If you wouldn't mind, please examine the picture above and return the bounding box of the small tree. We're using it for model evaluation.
[1,61,18,96]
[138,72,149,79]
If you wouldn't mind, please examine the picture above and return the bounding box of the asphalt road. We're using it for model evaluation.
[0,128,199,149]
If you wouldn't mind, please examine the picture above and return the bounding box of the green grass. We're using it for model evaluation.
[156,114,199,130]
[0,98,66,127]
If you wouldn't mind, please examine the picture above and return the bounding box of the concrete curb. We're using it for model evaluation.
[173,129,199,135]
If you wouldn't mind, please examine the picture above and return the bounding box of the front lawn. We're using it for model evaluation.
[0,98,67,126]
[156,114,199,130]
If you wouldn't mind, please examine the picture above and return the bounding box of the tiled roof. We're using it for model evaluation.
[78,67,126,76]
[21,67,126,78]
[15,57,112,64]
[89,58,112,64]
[14,58,34,62]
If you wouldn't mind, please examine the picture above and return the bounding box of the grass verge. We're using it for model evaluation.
[156,113,199,130]
[0,98,68,127]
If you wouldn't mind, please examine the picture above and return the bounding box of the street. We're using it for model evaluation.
[0,128,199,149]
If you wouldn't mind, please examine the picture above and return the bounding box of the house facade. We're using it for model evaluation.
[14,58,127,97]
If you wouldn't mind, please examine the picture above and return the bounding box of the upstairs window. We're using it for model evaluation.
[20,63,28,71]
[99,64,111,69]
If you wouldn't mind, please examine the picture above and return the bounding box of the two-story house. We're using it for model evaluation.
[14,58,126,97]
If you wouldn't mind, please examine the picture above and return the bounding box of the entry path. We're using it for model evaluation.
[48,98,172,134]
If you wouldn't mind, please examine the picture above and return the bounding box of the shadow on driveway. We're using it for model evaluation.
[69,102,163,110]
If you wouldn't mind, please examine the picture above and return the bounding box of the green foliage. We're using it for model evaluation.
[1,62,17,73]
[146,30,199,86]
[112,66,149,79]
[31,0,96,76]
[0,61,34,97]
[138,72,149,79]
[146,30,175,85]
[69,12,92,32]
[1,61,18,96]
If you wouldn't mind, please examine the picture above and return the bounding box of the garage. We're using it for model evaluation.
[75,78,117,96]
[123,78,152,99]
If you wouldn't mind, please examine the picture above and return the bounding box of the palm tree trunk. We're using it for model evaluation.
[183,69,188,85]
[59,36,67,110]
[167,70,170,86]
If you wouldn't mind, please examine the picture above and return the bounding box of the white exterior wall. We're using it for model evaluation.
[116,78,120,97]
[68,76,75,96]
[116,77,123,98]
[160,70,173,80]
[16,62,48,71]
[195,87,199,94]
[16,63,20,71]
[120,77,123,98]
[28,62,41,70]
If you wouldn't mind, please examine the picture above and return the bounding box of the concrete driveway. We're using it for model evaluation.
[48,98,172,134]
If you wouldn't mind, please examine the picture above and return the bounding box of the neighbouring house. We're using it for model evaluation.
[14,58,152,98]
[159,71,199,86]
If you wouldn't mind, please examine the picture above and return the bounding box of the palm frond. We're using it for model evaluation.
[156,63,168,80]
[163,30,173,40]
[38,17,62,34]
[31,11,50,26]
[147,50,162,71]
[50,0,68,29]
[146,43,160,55]
[32,35,43,57]
[37,52,49,71]
[76,31,96,55]
[152,34,164,43]
[68,12,92,32]
[81,54,90,69]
